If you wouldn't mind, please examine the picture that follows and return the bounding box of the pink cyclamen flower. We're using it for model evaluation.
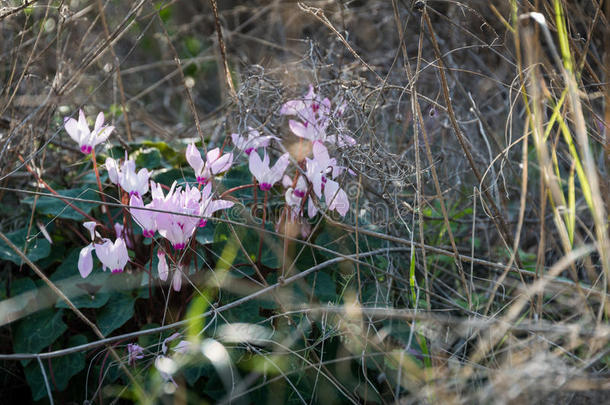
[305,141,344,197]
[78,221,100,278]
[231,128,278,155]
[129,194,156,237]
[94,237,129,273]
[64,109,114,154]
[198,182,234,228]
[106,156,150,197]
[323,178,349,216]
[248,151,290,191]
[161,332,181,354]
[152,182,200,250]
[280,85,355,146]
[127,343,144,366]
[114,222,134,249]
[285,187,304,220]
[157,250,169,281]
[305,142,349,217]
[186,144,233,185]
[283,175,308,198]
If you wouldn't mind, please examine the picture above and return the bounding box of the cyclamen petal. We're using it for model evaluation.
[153,182,200,249]
[209,151,233,175]
[294,176,308,197]
[161,332,181,354]
[157,250,169,281]
[78,244,94,278]
[64,118,80,144]
[324,179,349,217]
[129,194,156,237]
[172,267,182,292]
[127,343,144,366]
[173,340,192,354]
[308,195,318,218]
[94,238,129,273]
[248,150,267,182]
[83,221,98,241]
[94,112,105,132]
[108,157,150,196]
[106,158,119,184]
[288,119,314,141]
[186,143,205,176]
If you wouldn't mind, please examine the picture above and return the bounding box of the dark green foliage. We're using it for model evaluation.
[22,187,101,221]
[0,228,51,265]
[96,293,136,336]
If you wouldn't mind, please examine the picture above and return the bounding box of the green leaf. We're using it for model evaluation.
[0,228,51,265]
[22,361,49,401]
[219,164,253,200]
[221,294,266,323]
[50,334,87,390]
[23,335,87,401]
[134,147,162,169]
[50,248,81,281]
[140,140,182,165]
[196,224,215,245]
[9,278,37,313]
[13,309,67,365]
[184,363,214,386]
[137,323,161,349]
[213,222,281,271]
[56,291,111,309]
[22,187,101,221]
[307,271,337,303]
[96,293,135,336]
[153,167,195,186]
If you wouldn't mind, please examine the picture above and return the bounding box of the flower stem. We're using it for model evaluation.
[219,183,255,199]
[90,149,114,226]
[257,190,268,264]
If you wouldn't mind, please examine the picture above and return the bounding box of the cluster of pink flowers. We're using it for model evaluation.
[67,85,353,291]
[69,111,234,291]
